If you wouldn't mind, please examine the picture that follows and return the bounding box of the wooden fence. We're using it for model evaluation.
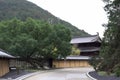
[0,59,9,77]
[53,60,91,68]
[9,60,32,69]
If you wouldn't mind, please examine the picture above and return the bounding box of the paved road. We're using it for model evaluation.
[24,67,94,80]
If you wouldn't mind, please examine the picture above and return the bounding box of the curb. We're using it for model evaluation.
[15,71,45,80]
[86,72,97,80]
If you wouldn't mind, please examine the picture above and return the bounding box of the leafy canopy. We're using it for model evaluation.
[0,18,71,60]
[99,0,120,75]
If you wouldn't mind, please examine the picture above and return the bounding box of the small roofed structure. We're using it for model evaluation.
[70,35,101,56]
[0,50,14,77]
[0,51,14,58]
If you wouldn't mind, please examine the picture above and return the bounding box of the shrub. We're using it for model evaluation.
[114,64,120,77]
[115,68,120,77]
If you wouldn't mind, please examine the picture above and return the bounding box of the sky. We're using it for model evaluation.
[28,0,108,37]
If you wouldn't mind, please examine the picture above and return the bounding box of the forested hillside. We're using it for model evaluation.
[0,0,89,36]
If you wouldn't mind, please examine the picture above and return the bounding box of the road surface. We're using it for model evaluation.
[24,67,94,80]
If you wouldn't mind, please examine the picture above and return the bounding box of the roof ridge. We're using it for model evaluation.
[70,35,101,44]
[72,35,98,39]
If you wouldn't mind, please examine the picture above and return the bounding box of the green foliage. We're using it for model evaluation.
[89,56,101,71]
[114,64,120,77]
[115,69,120,77]
[99,0,120,75]
[98,71,108,76]
[71,46,80,55]
[0,18,71,68]
[0,0,89,37]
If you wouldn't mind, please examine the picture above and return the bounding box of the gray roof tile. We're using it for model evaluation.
[70,35,101,44]
[0,51,14,58]
[62,56,90,60]
[79,47,100,52]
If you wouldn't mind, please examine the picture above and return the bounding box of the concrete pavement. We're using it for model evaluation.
[24,67,94,80]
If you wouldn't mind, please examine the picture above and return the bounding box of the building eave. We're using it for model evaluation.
[60,56,91,60]
[0,51,14,58]
[70,35,101,44]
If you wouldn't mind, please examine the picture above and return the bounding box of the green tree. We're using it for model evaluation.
[0,18,71,68]
[99,0,120,75]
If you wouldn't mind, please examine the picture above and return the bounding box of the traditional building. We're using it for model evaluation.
[70,35,101,56]
[0,50,14,77]
[53,35,101,68]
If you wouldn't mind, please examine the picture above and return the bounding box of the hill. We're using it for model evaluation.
[0,0,90,36]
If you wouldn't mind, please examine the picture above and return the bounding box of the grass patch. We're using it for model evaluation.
[24,69,42,72]
[98,71,115,76]
[98,71,108,76]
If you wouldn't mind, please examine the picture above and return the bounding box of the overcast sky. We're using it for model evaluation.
[28,0,108,37]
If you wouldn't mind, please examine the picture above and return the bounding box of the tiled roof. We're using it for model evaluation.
[70,35,101,44]
[0,51,14,58]
[80,47,100,52]
[62,56,90,60]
